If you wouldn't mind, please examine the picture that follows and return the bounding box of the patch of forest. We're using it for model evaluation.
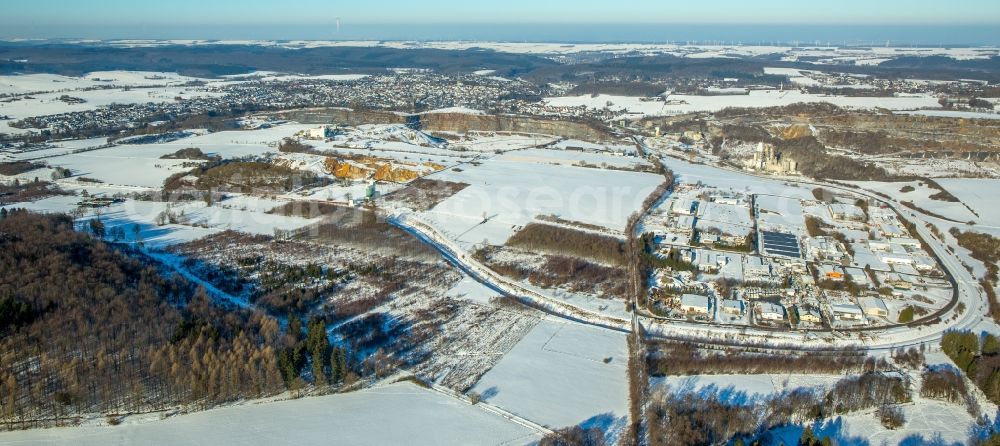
[506,223,626,266]
[474,246,629,299]
[0,161,43,176]
[195,160,331,193]
[0,180,67,205]
[568,81,667,97]
[940,330,1000,407]
[304,205,437,258]
[950,228,1000,282]
[646,342,890,376]
[647,372,911,446]
[159,147,218,161]
[0,211,310,429]
[382,178,469,211]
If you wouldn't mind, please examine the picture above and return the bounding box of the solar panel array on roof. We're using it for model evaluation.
[760,230,801,258]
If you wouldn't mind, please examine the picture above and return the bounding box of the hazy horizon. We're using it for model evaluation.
[3,0,1000,46]
[3,24,1000,47]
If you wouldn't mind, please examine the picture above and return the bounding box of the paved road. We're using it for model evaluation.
[389,152,992,353]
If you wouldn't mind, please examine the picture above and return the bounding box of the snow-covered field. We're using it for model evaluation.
[0,137,110,162]
[447,133,560,154]
[0,87,223,135]
[764,398,975,446]
[654,365,978,446]
[0,194,85,215]
[0,382,541,446]
[935,178,1000,223]
[418,156,664,246]
[446,275,504,305]
[471,318,629,437]
[0,195,318,249]
[545,90,940,118]
[763,67,821,86]
[219,71,369,83]
[45,150,193,188]
[850,180,980,222]
[897,109,1000,120]
[661,156,816,200]
[875,161,997,179]
[653,374,848,405]
[142,124,316,159]
[551,139,638,155]
[498,148,651,170]
[0,71,209,96]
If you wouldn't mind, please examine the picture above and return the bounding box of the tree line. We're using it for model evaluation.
[0,211,355,430]
[506,223,627,266]
[646,342,889,376]
[941,330,1000,406]
[647,370,909,446]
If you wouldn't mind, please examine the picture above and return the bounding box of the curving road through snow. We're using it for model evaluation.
[387,153,994,353]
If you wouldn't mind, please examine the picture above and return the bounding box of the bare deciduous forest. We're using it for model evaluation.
[647,372,910,446]
[0,211,305,429]
[506,223,627,265]
[646,342,890,376]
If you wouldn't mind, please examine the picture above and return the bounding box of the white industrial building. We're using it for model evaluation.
[679,294,712,316]
[799,307,823,324]
[721,299,743,316]
[831,303,865,322]
[860,296,889,318]
[757,302,786,322]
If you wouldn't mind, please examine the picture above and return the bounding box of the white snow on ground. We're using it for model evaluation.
[551,139,637,155]
[652,374,847,405]
[662,155,816,200]
[422,106,487,115]
[176,201,318,235]
[768,399,975,446]
[498,148,651,170]
[763,67,821,86]
[146,124,317,159]
[0,73,94,95]
[544,91,940,118]
[897,109,1000,120]
[849,180,980,223]
[0,71,209,96]
[0,382,541,446]
[298,182,403,203]
[2,195,315,248]
[91,201,222,249]
[9,124,315,167]
[218,72,369,83]
[471,318,629,436]
[3,198,218,249]
[0,194,82,214]
[652,365,978,445]
[0,137,110,162]
[419,157,664,245]
[45,150,194,188]
[446,274,503,305]
[935,178,1000,223]
[0,87,224,134]
[449,133,559,153]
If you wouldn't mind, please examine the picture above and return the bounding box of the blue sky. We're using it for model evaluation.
[2,1,999,43]
[5,0,1000,25]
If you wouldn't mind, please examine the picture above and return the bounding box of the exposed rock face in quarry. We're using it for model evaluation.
[322,156,443,183]
[273,108,613,143]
